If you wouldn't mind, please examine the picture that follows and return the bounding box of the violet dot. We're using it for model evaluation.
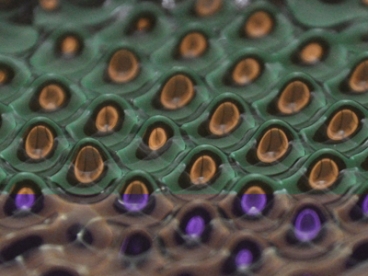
[294,208,322,242]
[121,193,149,212]
[241,193,267,215]
[361,195,368,216]
[235,249,253,269]
[185,215,205,238]
[15,193,36,210]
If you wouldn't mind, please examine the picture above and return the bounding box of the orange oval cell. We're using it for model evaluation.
[148,127,168,151]
[244,10,274,38]
[134,15,154,33]
[179,32,208,59]
[39,0,59,11]
[309,158,339,190]
[189,155,217,185]
[256,127,289,163]
[95,105,120,133]
[25,125,55,160]
[326,109,359,141]
[107,49,140,84]
[349,60,368,93]
[160,74,195,110]
[73,145,104,184]
[17,186,35,195]
[38,83,66,111]
[59,35,82,58]
[231,58,261,86]
[124,180,149,195]
[277,80,310,115]
[0,69,7,85]
[194,0,222,17]
[244,185,265,195]
[299,42,324,65]
[209,102,240,136]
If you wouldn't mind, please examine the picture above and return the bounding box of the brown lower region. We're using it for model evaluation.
[0,193,362,275]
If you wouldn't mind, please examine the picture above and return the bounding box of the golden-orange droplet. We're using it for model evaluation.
[25,125,55,160]
[299,42,324,65]
[189,155,217,185]
[244,185,265,195]
[38,84,66,111]
[349,60,368,93]
[194,0,222,17]
[135,17,153,33]
[0,69,7,85]
[277,80,310,115]
[39,0,59,11]
[326,109,359,141]
[362,0,368,5]
[60,35,81,57]
[73,146,104,184]
[95,105,119,133]
[160,74,195,110]
[179,32,208,59]
[107,49,140,84]
[124,180,149,195]
[17,187,35,195]
[256,128,289,163]
[244,10,274,38]
[148,127,168,151]
[309,158,339,190]
[231,58,261,86]
[209,102,240,136]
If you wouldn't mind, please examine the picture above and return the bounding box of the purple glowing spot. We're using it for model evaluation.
[235,249,253,269]
[185,215,205,238]
[241,193,267,216]
[121,193,149,212]
[15,188,36,210]
[361,195,368,216]
[294,208,322,242]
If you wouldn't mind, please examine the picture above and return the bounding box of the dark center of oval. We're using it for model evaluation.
[294,208,322,242]
[241,186,267,216]
[38,83,66,112]
[189,155,217,185]
[24,125,55,160]
[160,74,195,110]
[231,58,261,86]
[107,49,140,84]
[244,10,274,38]
[349,60,368,93]
[209,102,240,136]
[326,109,359,141]
[179,32,208,59]
[73,145,104,184]
[194,0,223,17]
[120,180,150,212]
[308,158,339,190]
[299,42,324,65]
[256,127,289,163]
[277,80,310,115]
[95,105,120,133]
[148,127,168,151]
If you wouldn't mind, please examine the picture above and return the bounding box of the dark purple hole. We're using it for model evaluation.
[241,193,267,215]
[185,215,205,238]
[121,233,151,256]
[121,193,149,212]
[15,194,36,210]
[294,208,322,242]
